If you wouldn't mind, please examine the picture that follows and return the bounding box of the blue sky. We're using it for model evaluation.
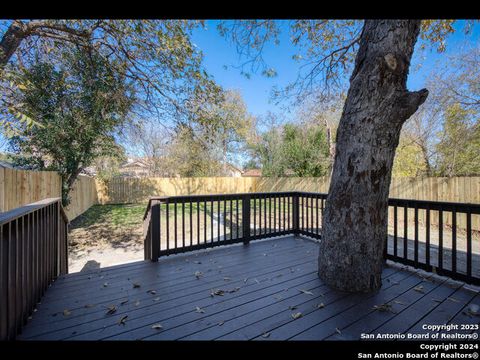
[191,20,480,120]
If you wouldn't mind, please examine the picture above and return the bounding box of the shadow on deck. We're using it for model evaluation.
[19,236,480,341]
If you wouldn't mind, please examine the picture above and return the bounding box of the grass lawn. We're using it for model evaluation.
[68,204,148,272]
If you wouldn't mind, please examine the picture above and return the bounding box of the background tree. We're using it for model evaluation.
[8,48,133,205]
[392,133,428,177]
[436,103,480,176]
[196,89,256,174]
[249,117,331,177]
[165,124,222,177]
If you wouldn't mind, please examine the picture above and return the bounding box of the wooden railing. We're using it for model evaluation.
[0,198,69,340]
[144,192,480,286]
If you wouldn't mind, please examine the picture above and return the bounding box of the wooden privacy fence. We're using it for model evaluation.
[96,177,257,204]
[0,198,69,340]
[0,168,97,221]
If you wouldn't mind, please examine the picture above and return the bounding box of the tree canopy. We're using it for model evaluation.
[8,48,133,205]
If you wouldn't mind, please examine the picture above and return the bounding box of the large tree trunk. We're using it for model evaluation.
[318,20,429,293]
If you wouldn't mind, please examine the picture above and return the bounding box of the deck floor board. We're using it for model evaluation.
[19,236,480,341]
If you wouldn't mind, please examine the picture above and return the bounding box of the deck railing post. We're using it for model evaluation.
[293,193,300,236]
[242,194,251,245]
[151,201,161,261]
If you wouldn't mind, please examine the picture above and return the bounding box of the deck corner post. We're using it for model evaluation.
[151,201,161,261]
[242,194,251,245]
[293,193,300,236]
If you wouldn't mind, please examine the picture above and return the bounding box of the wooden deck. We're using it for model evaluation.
[18,236,480,341]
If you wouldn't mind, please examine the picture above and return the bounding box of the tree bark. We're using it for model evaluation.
[0,21,27,68]
[318,20,429,293]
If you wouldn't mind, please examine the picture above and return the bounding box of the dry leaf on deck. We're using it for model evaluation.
[132,282,141,289]
[262,332,270,338]
[195,271,203,279]
[103,283,108,287]
[223,277,231,281]
[147,290,157,295]
[118,315,128,325]
[218,321,224,326]
[316,303,325,309]
[291,312,303,320]
[63,309,71,316]
[153,297,160,302]
[467,303,479,316]
[151,324,163,330]
[228,287,240,293]
[193,261,202,264]
[414,285,424,293]
[195,306,205,314]
[106,305,117,315]
[373,303,394,313]
[447,297,459,303]
[211,289,225,296]
[288,305,298,310]
[298,289,314,296]
[335,328,342,335]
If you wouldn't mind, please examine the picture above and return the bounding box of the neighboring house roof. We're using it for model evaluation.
[242,169,262,177]
[120,159,149,169]
[225,163,242,174]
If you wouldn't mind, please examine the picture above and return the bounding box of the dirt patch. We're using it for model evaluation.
[68,204,147,273]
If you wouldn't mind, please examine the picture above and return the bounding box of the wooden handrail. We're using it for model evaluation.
[0,197,69,340]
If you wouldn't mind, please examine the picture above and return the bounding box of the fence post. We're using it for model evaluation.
[293,193,300,236]
[242,194,251,245]
[151,201,160,261]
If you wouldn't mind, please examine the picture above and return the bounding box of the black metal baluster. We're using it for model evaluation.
[466,207,472,282]
[273,195,277,232]
[269,196,272,233]
[182,200,185,248]
[236,198,239,239]
[204,200,207,244]
[230,199,233,241]
[414,205,418,267]
[189,201,193,247]
[452,209,457,273]
[393,205,398,257]
[166,202,170,251]
[253,197,256,236]
[438,210,443,271]
[217,200,221,242]
[223,200,226,242]
[305,197,309,233]
[259,196,262,234]
[404,206,408,260]
[197,200,200,246]
[287,196,290,230]
[425,205,430,267]
[301,196,304,231]
[264,195,267,234]
[174,201,177,250]
[211,199,214,243]
[316,196,319,235]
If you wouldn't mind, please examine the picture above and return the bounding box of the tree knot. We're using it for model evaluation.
[384,53,397,71]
